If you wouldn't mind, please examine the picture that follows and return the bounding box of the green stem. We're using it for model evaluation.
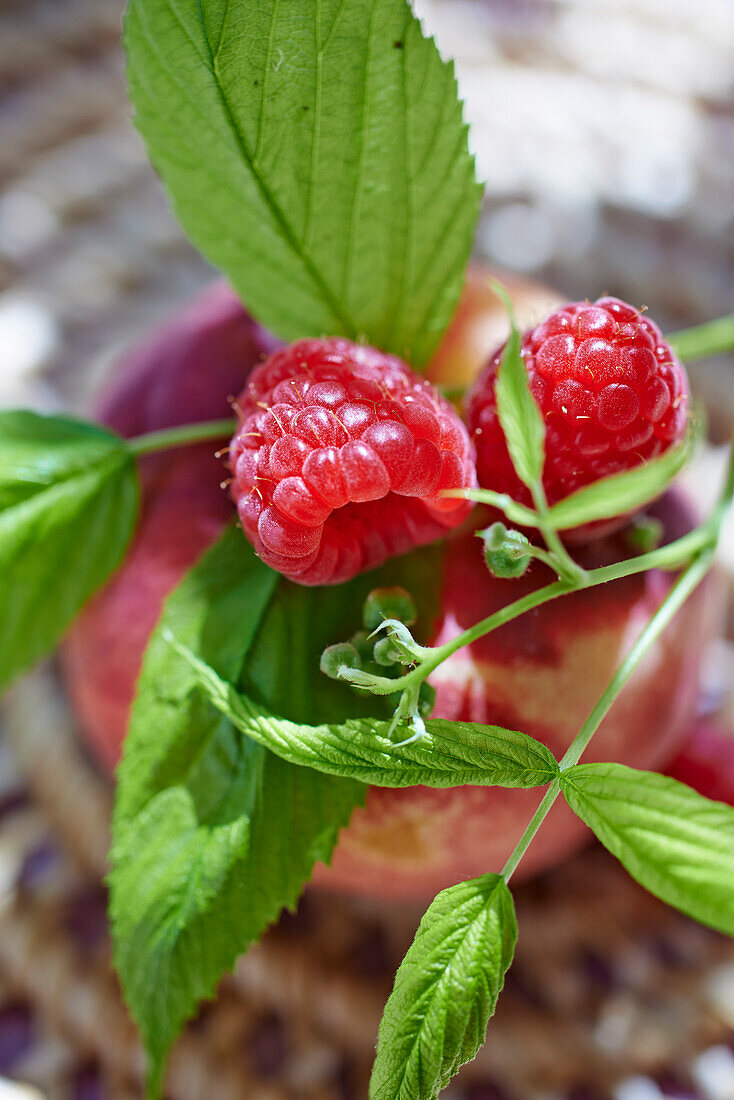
[444,488,540,529]
[715,434,734,515]
[525,544,559,571]
[541,521,587,585]
[502,546,715,881]
[438,522,714,661]
[358,521,712,698]
[531,479,588,586]
[449,442,732,882]
[560,547,715,768]
[501,781,561,880]
[669,315,734,362]
[128,418,237,456]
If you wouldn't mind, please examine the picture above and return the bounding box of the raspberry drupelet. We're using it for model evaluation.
[466,297,690,524]
[229,338,476,584]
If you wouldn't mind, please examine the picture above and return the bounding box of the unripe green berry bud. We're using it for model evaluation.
[380,619,422,662]
[320,643,362,680]
[373,637,402,667]
[350,630,375,665]
[483,528,531,579]
[481,521,509,552]
[363,586,417,632]
[418,681,436,717]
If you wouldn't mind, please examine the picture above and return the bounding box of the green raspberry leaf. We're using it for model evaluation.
[124,0,481,366]
[167,637,560,789]
[112,524,279,830]
[111,526,362,1096]
[111,530,444,1097]
[547,429,693,531]
[370,874,517,1100]
[493,285,546,491]
[561,762,734,935]
[0,410,138,691]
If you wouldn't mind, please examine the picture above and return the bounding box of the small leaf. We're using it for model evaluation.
[124,0,481,365]
[0,411,138,690]
[562,762,734,935]
[493,285,546,491]
[547,431,693,531]
[370,874,517,1100]
[166,637,561,790]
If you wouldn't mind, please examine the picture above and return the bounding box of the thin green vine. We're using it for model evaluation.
[128,418,236,456]
[501,544,715,880]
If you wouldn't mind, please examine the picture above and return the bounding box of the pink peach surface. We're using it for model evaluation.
[62,282,278,768]
[61,276,719,899]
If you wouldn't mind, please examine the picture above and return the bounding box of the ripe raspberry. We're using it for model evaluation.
[465,297,690,528]
[229,338,476,585]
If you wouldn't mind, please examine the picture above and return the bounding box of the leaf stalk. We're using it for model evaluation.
[127,418,237,457]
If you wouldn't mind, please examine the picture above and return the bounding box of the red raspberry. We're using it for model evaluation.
[465,297,690,528]
[229,338,476,585]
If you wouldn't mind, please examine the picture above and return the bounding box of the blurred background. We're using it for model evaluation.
[1,0,733,420]
[1,1,734,1098]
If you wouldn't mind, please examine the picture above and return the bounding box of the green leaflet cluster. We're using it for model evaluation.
[108,10,484,1084]
[367,756,734,1100]
[173,538,734,1100]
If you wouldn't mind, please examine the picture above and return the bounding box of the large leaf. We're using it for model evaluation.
[113,524,279,829]
[124,0,481,365]
[562,763,734,936]
[111,530,444,1096]
[0,411,138,690]
[370,874,517,1100]
[111,526,362,1095]
[169,636,560,789]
